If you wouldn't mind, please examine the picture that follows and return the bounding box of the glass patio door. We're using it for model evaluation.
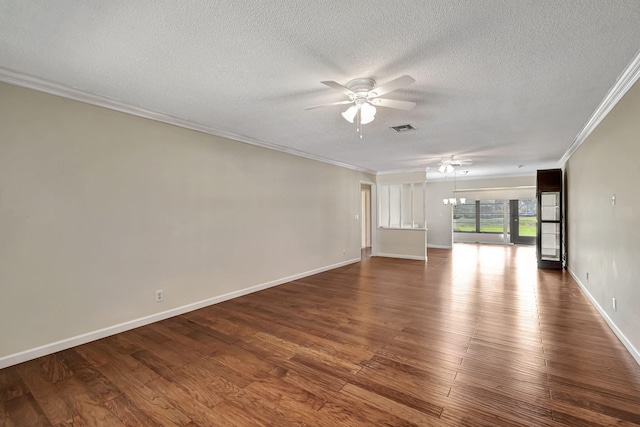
[510,199,536,245]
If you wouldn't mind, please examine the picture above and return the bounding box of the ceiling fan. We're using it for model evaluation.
[306,75,416,138]
[438,157,473,174]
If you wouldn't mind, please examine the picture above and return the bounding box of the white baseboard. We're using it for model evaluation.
[427,244,452,249]
[568,267,640,366]
[375,253,426,261]
[0,258,360,369]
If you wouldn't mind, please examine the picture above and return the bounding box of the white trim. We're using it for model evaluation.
[359,180,376,256]
[377,227,427,231]
[568,267,640,366]
[0,67,376,176]
[454,185,535,193]
[378,180,428,186]
[375,253,426,261]
[426,171,536,182]
[0,258,360,369]
[560,48,640,166]
[427,244,452,249]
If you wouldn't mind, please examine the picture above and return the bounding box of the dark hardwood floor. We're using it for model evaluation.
[2,244,640,426]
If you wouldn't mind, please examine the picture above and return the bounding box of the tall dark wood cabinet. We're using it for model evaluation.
[536,169,563,269]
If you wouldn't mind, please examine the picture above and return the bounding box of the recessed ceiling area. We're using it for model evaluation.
[1,1,639,180]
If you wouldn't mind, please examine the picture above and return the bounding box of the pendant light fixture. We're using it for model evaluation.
[443,171,467,205]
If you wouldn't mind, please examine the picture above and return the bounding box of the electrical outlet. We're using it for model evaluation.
[343,249,346,256]
[586,272,589,281]
[155,290,164,303]
[612,297,617,312]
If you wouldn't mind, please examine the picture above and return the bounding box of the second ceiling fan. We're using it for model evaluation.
[438,157,473,174]
[306,75,416,138]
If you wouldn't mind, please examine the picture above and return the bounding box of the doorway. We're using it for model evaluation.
[509,199,536,245]
[361,183,372,258]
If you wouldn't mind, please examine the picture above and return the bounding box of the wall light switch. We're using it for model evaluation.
[612,194,616,206]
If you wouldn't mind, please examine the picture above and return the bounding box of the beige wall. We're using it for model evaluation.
[377,171,427,184]
[376,229,426,260]
[0,82,373,365]
[425,180,455,248]
[375,170,427,259]
[566,80,640,362]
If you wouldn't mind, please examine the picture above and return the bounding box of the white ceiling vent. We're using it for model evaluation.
[390,124,416,133]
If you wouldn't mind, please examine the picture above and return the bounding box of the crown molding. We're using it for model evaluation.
[426,170,536,182]
[0,67,376,176]
[560,48,640,166]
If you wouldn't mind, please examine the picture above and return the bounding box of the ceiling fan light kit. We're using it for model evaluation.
[341,99,376,126]
[306,75,416,138]
[437,157,473,174]
[439,164,455,174]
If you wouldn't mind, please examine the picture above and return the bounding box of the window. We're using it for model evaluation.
[454,199,508,233]
[518,199,537,237]
[378,183,425,229]
[378,185,390,228]
[389,185,401,228]
[453,200,476,232]
[479,200,507,233]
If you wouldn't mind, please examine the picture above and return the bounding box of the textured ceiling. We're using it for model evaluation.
[1,1,640,179]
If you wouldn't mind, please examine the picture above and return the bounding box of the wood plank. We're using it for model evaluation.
[56,349,122,403]
[447,383,554,424]
[145,376,237,427]
[549,385,640,425]
[318,387,419,427]
[0,400,17,427]
[267,358,347,402]
[50,375,126,426]
[0,367,27,402]
[241,379,332,426]
[3,393,52,427]
[16,360,75,425]
[341,383,449,426]
[38,355,74,384]
[3,244,640,426]
[98,360,191,426]
[244,375,326,411]
[103,394,163,427]
[210,389,303,427]
[291,354,445,417]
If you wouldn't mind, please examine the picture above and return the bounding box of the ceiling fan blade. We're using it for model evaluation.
[371,98,416,110]
[368,75,415,97]
[321,81,355,96]
[304,100,353,110]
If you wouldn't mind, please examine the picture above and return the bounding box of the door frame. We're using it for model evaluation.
[510,199,536,245]
[360,181,376,257]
